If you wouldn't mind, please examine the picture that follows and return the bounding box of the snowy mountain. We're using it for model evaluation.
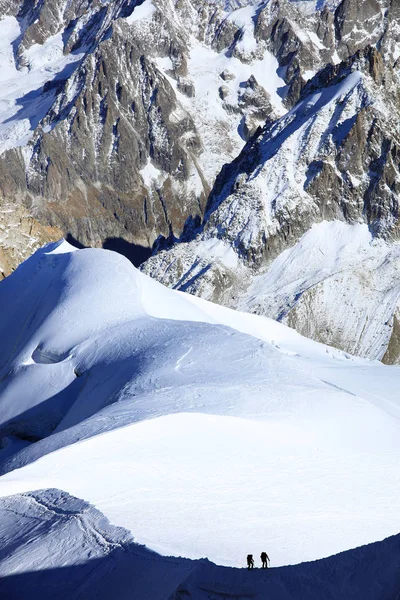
[0,241,400,597]
[1,0,400,596]
[0,0,399,360]
[141,0,400,362]
[0,0,288,254]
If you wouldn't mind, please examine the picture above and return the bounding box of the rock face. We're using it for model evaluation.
[0,0,288,261]
[1,0,400,360]
[0,201,62,279]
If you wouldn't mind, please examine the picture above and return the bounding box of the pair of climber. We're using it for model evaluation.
[247,552,269,570]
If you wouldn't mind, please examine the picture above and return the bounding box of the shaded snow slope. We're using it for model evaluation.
[0,238,332,442]
[0,489,399,600]
[0,240,400,571]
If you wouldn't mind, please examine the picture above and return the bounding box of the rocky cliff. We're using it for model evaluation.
[0,0,289,258]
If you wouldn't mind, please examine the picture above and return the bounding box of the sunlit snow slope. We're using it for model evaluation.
[0,240,399,571]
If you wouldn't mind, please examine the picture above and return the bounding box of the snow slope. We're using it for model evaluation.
[1,489,399,600]
[0,240,400,573]
[239,221,400,360]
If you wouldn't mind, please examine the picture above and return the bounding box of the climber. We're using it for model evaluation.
[247,554,255,570]
[260,551,270,569]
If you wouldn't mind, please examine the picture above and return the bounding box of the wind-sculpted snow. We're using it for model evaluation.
[0,489,399,600]
[0,241,400,574]
[0,238,327,442]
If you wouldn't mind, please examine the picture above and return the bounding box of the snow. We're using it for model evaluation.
[3,407,400,568]
[227,4,261,55]
[24,32,65,70]
[303,69,316,80]
[139,157,167,187]
[185,70,368,265]
[186,40,285,117]
[292,1,317,15]
[0,241,400,573]
[125,0,156,25]
[183,237,239,270]
[0,17,85,153]
[307,30,326,50]
[176,37,286,182]
[152,3,287,187]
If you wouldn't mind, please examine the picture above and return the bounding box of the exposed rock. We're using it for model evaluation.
[0,0,282,256]
[0,202,62,278]
[220,69,236,81]
[219,85,230,100]
[382,310,400,365]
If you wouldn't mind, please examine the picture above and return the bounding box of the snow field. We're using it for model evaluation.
[1,487,399,600]
[126,0,156,24]
[0,240,399,570]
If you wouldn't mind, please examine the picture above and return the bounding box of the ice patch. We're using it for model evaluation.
[140,158,168,188]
